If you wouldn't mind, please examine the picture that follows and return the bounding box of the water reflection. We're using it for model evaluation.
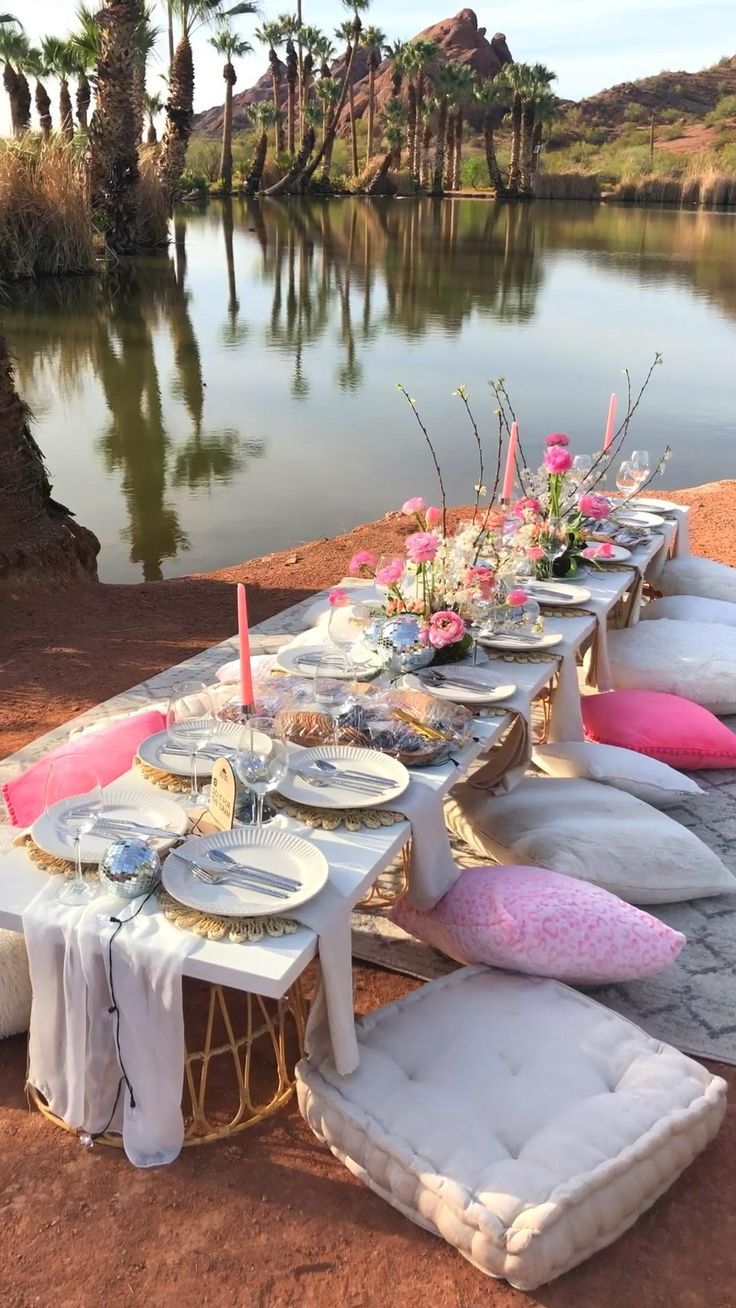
[6,198,736,582]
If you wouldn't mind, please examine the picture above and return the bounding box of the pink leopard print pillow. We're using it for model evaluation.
[391,865,685,984]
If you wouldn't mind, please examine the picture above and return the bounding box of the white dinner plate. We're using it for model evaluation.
[583,544,632,563]
[403,668,517,705]
[162,827,329,918]
[522,581,591,607]
[32,782,189,861]
[276,644,383,679]
[138,720,270,778]
[479,631,563,653]
[615,509,665,529]
[278,745,409,809]
[626,497,678,515]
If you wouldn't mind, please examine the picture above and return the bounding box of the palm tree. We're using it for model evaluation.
[0,28,29,134]
[25,46,52,137]
[519,63,556,194]
[474,74,509,195]
[446,63,474,191]
[299,25,322,122]
[71,5,103,130]
[278,13,302,155]
[362,24,384,159]
[41,37,78,140]
[255,19,285,154]
[401,42,421,181]
[334,17,358,176]
[131,5,160,145]
[385,38,406,98]
[530,87,557,184]
[314,74,340,183]
[159,1,256,202]
[419,94,436,188]
[502,62,530,195]
[209,21,252,188]
[411,38,437,183]
[244,98,276,192]
[342,0,369,175]
[87,0,145,253]
[144,88,164,141]
[430,63,459,195]
[383,95,407,167]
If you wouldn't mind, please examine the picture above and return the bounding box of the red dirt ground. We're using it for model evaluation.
[2,481,736,1308]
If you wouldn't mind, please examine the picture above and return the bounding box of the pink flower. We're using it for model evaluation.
[427,610,466,648]
[465,566,495,598]
[513,496,542,519]
[526,546,545,562]
[375,558,405,586]
[597,541,615,558]
[506,588,529,606]
[348,550,376,575]
[401,496,426,516]
[406,531,440,564]
[328,588,349,607]
[545,433,570,447]
[425,505,443,528]
[544,446,573,474]
[578,492,610,520]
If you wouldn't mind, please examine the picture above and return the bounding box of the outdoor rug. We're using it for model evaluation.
[351,766,736,1066]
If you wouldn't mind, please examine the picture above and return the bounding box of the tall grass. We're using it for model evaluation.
[136,145,170,247]
[610,164,736,208]
[0,137,95,280]
[533,171,601,200]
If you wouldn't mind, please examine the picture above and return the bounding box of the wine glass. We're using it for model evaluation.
[314,653,355,742]
[616,460,638,499]
[166,680,217,805]
[540,517,568,576]
[45,758,102,906]
[629,450,651,490]
[233,716,289,827]
[467,594,496,664]
[571,454,593,487]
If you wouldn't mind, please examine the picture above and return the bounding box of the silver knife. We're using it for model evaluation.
[92,818,180,840]
[174,850,300,890]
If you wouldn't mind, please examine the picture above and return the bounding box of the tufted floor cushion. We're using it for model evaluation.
[605,619,736,714]
[0,931,31,1038]
[659,557,736,604]
[297,966,726,1291]
[444,777,735,903]
[643,594,736,627]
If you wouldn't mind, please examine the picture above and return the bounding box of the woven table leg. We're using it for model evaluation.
[28,976,307,1149]
[355,840,411,910]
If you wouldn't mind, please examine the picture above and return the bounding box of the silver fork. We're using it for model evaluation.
[190,865,291,900]
[296,771,388,794]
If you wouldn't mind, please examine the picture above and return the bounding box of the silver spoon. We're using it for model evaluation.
[208,847,300,890]
[312,759,389,784]
[190,865,290,899]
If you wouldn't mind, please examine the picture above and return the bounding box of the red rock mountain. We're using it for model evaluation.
[193,9,512,137]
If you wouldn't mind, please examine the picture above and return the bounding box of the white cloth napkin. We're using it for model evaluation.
[378,774,460,912]
[24,878,195,1168]
[292,877,359,1075]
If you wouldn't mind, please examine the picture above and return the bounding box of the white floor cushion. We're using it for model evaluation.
[606,619,736,714]
[659,557,736,604]
[0,930,31,1038]
[644,594,736,627]
[532,741,703,809]
[444,777,735,903]
[297,966,726,1291]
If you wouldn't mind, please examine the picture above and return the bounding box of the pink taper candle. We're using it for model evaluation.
[237,583,254,708]
[501,420,519,502]
[603,393,617,452]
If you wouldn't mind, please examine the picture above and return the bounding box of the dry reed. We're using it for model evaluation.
[136,145,170,247]
[533,171,602,201]
[609,164,736,208]
[0,136,95,280]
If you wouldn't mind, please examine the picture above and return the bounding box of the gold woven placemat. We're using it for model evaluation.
[14,833,94,878]
[269,794,405,832]
[494,650,561,665]
[134,755,191,793]
[158,890,298,943]
[538,606,591,619]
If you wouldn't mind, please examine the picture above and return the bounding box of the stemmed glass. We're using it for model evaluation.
[539,517,568,576]
[233,716,289,827]
[314,653,356,742]
[166,680,217,806]
[466,594,496,664]
[616,460,638,499]
[571,454,593,488]
[629,450,651,490]
[45,758,102,906]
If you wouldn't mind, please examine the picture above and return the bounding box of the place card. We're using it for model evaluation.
[204,757,237,832]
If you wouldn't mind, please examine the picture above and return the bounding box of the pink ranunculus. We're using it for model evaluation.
[427,610,466,648]
[401,496,426,516]
[545,433,570,447]
[425,504,443,528]
[328,588,350,607]
[526,546,545,562]
[579,492,610,520]
[506,588,529,606]
[375,558,405,586]
[348,550,376,575]
[513,496,542,519]
[544,446,573,474]
[406,531,440,564]
[465,566,495,597]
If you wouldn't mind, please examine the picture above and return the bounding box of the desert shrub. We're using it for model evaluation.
[184,137,221,182]
[460,155,488,189]
[706,93,736,126]
[624,103,649,123]
[178,168,208,198]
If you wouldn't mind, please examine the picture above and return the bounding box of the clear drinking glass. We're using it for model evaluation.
[467,595,496,664]
[45,758,102,906]
[166,680,217,805]
[616,460,638,498]
[314,653,355,742]
[571,454,593,487]
[234,716,289,826]
[540,517,568,573]
[629,450,651,489]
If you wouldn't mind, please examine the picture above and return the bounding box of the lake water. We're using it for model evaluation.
[8,198,736,583]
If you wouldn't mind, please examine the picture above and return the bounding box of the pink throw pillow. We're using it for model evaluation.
[582,690,736,769]
[391,865,685,984]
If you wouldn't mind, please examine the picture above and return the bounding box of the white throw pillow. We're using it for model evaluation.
[444,777,735,904]
[532,741,703,809]
[0,931,31,1038]
[659,557,736,604]
[606,619,736,714]
[643,594,736,627]
[297,965,726,1292]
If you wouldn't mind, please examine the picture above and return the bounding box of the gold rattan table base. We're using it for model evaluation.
[29,976,307,1148]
